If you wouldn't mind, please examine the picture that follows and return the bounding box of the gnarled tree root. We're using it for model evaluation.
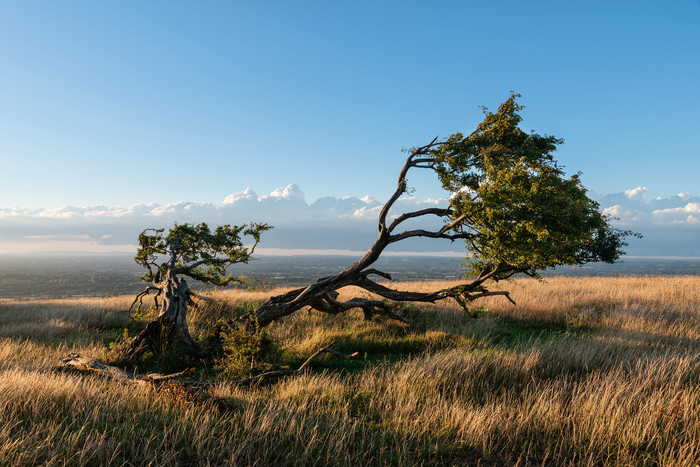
[123,316,203,362]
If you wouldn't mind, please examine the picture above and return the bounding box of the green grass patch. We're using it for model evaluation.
[487,315,572,347]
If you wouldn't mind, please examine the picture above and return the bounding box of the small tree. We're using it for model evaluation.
[212,93,635,335]
[124,222,270,360]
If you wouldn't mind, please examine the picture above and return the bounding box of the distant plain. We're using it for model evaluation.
[1,253,699,299]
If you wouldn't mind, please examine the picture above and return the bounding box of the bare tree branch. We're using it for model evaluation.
[387,208,451,233]
[308,291,413,326]
[377,136,442,232]
[388,228,473,243]
[128,286,161,318]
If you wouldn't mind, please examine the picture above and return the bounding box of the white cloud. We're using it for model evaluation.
[597,188,700,257]
[41,207,83,219]
[650,202,700,224]
[652,202,700,215]
[262,184,305,201]
[350,205,383,220]
[0,185,391,253]
[602,205,631,218]
[450,186,476,199]
[2,185,698,257]
[222,188,257,205]
[624,186,647,200]
[599,189,700,228]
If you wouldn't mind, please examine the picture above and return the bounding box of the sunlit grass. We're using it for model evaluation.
[0,275,698,465]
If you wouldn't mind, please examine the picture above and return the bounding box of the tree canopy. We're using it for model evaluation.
[135,222,271,287]
[428,93,632,280]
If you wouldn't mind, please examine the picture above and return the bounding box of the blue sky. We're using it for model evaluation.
[0,1,699,256]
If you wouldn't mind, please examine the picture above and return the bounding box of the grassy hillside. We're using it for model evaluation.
[1,276,699,465]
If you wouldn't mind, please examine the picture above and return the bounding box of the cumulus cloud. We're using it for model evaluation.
[624,186,648,200]
[599,190,700,228]
[2,184,698,257]
[349,205,383,220]
[262,184,306,201]
[651,203,700,226]
[597,189,700,257]
[222,188,257,205]
[0,185,452,254]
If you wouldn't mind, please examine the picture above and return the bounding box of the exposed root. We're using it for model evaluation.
[123,316,203,362]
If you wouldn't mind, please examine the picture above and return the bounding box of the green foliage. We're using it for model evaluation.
[428,93,638,279]
[109,328,132,351]
[131,304,158,321]
[135,222,271,286]
[215,316,282,380]
[105,328,134,364]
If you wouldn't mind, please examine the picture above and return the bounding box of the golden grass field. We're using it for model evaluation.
[1,276,699,465]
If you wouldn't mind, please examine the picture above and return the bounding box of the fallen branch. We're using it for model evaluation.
[58,353,194,385]
[58,343,357,406]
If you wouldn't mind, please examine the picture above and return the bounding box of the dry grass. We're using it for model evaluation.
[0,296,131,340]
[1,276,699,465]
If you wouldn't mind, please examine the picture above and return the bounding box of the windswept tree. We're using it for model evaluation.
[125,222,270,360]
[213,93,634,335]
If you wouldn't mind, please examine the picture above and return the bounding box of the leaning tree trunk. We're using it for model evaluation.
[211,145,516,340]
[125,274,202,361]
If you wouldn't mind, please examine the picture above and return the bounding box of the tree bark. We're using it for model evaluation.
[125,273,202,360]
